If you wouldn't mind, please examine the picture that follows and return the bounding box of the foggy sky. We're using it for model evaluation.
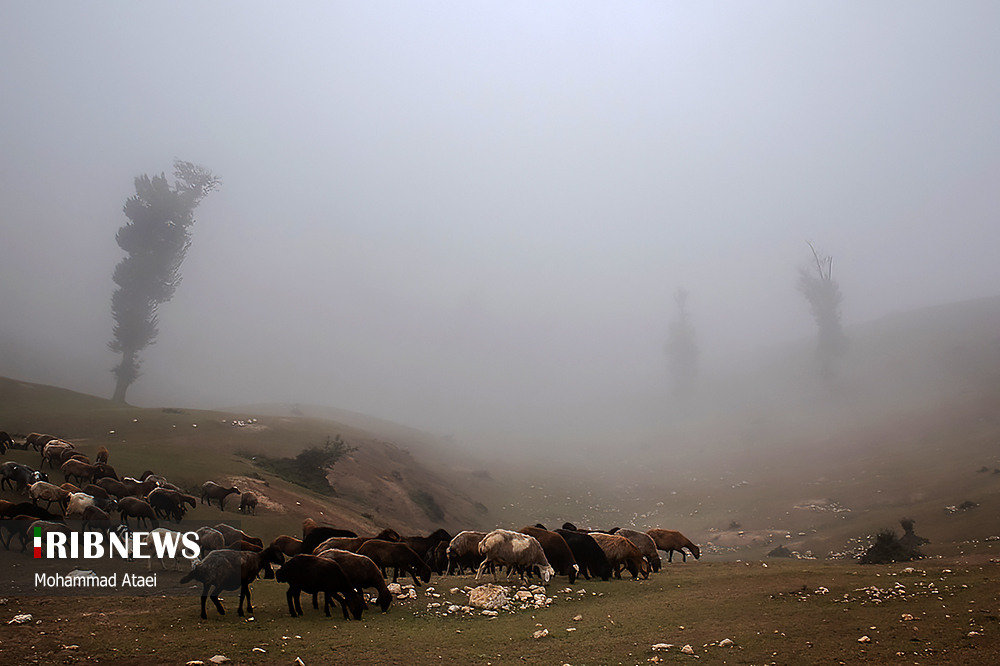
[2,2,999,449]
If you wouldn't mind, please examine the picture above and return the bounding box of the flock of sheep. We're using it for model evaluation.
[0,430,701,622]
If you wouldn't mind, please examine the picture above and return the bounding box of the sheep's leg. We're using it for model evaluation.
[407,566,421,587]
[238,583,251,617]
[208,585,226,616]
[474,559,488,581]
[312,591,320,610]
[285,588,298,617]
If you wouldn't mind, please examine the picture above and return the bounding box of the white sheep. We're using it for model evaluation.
[475,529,554,584]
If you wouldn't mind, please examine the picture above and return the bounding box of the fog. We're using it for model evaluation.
[2,2,999,452]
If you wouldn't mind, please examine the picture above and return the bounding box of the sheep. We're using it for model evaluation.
[60,482,83,494]
[61,459,104,486]
[179,545,285,619]
[270,535,304,557]
[588,532,649,579]
[519,525,579,583]
[40,440,74,469]
[425,540,449,575]
[402,528,452,561]
[315,547,393,613]
[0,501,64,523]
[146,488,196,523]
[301,526,362,555]
[446,530,488,575]
[200,481,240,511]
[95,445,109,464]
[140,527,197,571]
[555,529,613,581]
[238,491,258,515]
[118,497,159,529]
[26,432,57,451]
[213,523,264,548]
[275,554,366,620]
[195,526,226,557]
[611,527,662,573]
[356,539,432,587]
[0,461,48,493]
[0,431,14,453]
[476,529,554,584]
[646,528,701,562]
[28,481,71,513]
[96,477,130,499]
[81,505,117,534]
[1,515,38,552]
[225,540,263,552]
[122,477,160,497]
[65,492,118,518]
[80,484,111,499]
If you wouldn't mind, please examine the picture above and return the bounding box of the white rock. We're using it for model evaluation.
[209,657,230,664]
[533,628,549,639]
[718,638,734,647]
[469,584,509,609]
[681,645,695,654]
[651,644,673,651]
[858,636,871,643]
[387,583,402,594]
[186,662,205,666]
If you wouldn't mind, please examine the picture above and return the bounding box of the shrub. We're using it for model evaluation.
[859,529,923,565]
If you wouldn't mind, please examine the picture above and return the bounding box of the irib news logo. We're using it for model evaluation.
[32,526,200,561]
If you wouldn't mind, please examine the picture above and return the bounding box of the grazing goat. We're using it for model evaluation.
[28,481,71,513]
[1,461,48,493]
[589,532,649,579]
[611,527,662,573]
[316,548,393,613]
[555,529,613,581]
[446,530,488,574]
[356,539,432,587]
[519,526,579,583]
[179,545,285,619]
[476,529,554,584]
[275,554,365,620]
[646,528,700,562]
[118,497,159,529]
[238,491,258,515]
[200,481,240,511]
[426,540,449,575]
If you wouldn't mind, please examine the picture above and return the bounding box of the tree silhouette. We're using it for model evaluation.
[108,160,219,403]
[665,287,699,399]
[797,242,848,382]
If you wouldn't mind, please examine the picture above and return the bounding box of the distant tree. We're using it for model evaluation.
[108,160,219,403]
[797,242,848,382]
[665,287,699,399]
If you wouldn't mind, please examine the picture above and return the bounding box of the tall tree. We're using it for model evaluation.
[797,242,848,382]
[665,287,699,399]
[109,160,219,403]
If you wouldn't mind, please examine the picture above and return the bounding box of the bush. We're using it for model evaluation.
[859,529,923,565]
[241,435,356,496]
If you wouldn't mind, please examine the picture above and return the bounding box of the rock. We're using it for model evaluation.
[718,638,734,647]
[186,662,205,666]
[7,614,33,625]
[469,584,509,609]
[209,656,230,664]
[533,628,549,639]
[294,658,306,666]
[387,583,402,594]
[573,614,583,621]
[651,644,673,651]
[858,636,871,643]
[681,645,695,654]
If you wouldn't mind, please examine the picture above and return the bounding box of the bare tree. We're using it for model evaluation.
[108,160,219,403]
[665,287,699,399]
[797,242,848,382]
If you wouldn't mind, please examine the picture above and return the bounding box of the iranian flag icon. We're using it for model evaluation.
[33,525,42,558]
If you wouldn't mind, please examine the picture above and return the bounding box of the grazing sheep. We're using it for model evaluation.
[80,484,111,499]
[26,433,57,451]
[646,528,700,562]
[81,505,117,534]
[65,492,118,518]
[270,535,304,557]
[311,536,368,555]
[95,446,109,464]
[356,539,432,587]
[520,526,579,583]
[61,459,104,486]
[1,516,38,551]
[60,482,83,494]
[200,481,240,511]
[316,547,393,613]
[425,540,449,575]
[238,491,258,515]
[40,440,74,469]
[588,532,649,579]
[0,501,64,523]
[146,488,196,522]
[476,529,554,584]
[0,431,14,453]
[611,527,662,573]
[275,554,365,620]
[28,481,71,513]
[402,528,452,561]
[446,530,488,575]
[179,545,285,619]
[140,527,197,571]
[555,529,613,581]
[0,461,48,493]
[121,477,161,497]
[118,497,159,529]
[225,540,263,552]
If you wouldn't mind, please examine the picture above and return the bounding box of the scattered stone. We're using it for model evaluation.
[469,584,509,609]
[681,645,695,654]
[481,610,498,617]
[651,644,673,651]
[186,662,204,666]
[209,656,230,664]
[252,647,266,653]
[387,583,402,595]
[858,636,871,643]
[294,658,306,666]
[968,631,982,637]
[61,645,80,650]
[901,613,915,621]
[8,614,33,625]
[533,628,549,639]
[718,638,734,647]
[573,614,583,621]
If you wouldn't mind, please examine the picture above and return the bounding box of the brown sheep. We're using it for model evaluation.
[96,477,131,499]
[180,546,285,619]
[238,491,258,515]
[1,515,39,552]
[61,459,103,486]
[316,548,393,613]
[225,540,264,552]
[519,525,579,583]
[402,528,452,561]
[41,440,74,469]
[589,532,649,579]
[312,536,369,554]
[270,535,304,557]
[27,433,57,451]
[200,481,240,511]
[356,539,432,587]
[118,497,159,529]
[95,446,109,464]
[612,527,662,573]
[275,554,365,620]
[646,528,700,562]
[28,481,71,513]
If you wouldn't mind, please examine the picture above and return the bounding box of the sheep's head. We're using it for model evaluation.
[540,565,554,583]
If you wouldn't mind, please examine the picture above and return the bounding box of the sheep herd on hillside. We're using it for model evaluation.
[0,430,700,622]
